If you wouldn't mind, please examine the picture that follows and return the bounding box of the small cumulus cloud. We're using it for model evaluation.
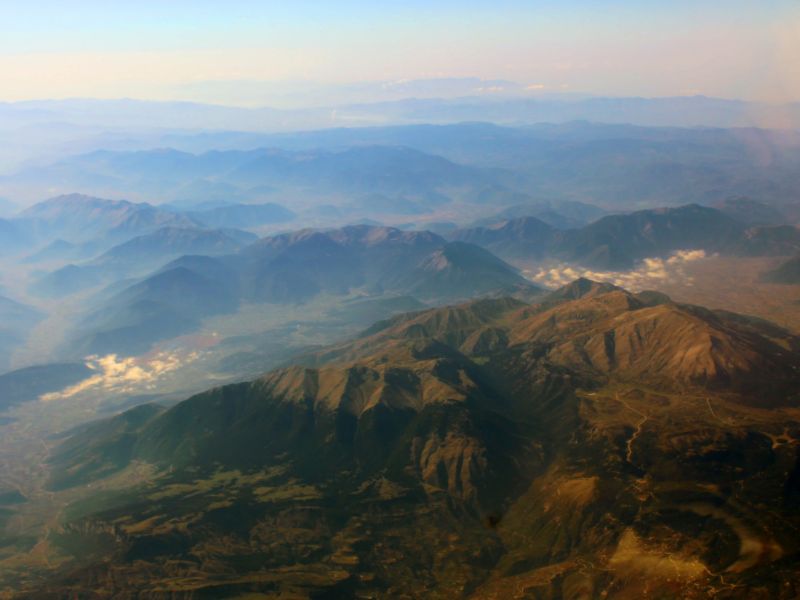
[40,351,200,402]
[667,249,706,264]
[527,249,709,290]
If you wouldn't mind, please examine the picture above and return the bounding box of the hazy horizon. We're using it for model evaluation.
[2,83,799,110]
[3,1,799,106]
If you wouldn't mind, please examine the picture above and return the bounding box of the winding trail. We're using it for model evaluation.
[704,397,735,427]
[617,395,649,465]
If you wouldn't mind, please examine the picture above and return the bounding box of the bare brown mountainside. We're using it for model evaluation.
[11,278,800,598]
[313,278,800,401]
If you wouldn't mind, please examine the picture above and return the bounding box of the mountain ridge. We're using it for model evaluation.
[452,204,800,268]
[64,224,537,357]
[33,278,800,597]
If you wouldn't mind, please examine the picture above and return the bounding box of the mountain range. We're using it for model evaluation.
[467,197,607,230]
[3,89,800,599]
[30,226,258,298]
[4,121,800,214]
[65,225,536,357]
[22,198,800,364]
[15,193,199,245]
[452,204,800,269]
[4,146,493,207]
[19,278,800,598]
[2,93,800,133]
[25,195,800,299]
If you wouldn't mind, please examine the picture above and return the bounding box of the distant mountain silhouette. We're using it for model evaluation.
[16,194,199,244]
[453,204,800,268]
[451,216,556,260]
[65,225,536,356]
[30,226,257,298]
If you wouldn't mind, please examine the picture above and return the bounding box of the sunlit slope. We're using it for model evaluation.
[11,279,800,598]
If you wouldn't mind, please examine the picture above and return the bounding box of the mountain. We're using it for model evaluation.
[4,120,800,210]
[515,207,584,230]
[762,255,800,284]
[7,146,492,206]
[225,145,488,195]
[15,193,200,245]
[552,204,745,269]
[451,216,556,260]
[70,260,240,357]
[3,94,800,134]
[312,295,529,365]
[89,226,256,269]
[453,204,800,269]
[317,278,799,395]
[229,121,800,209]
[336,95,800,129]
[241,225,533,305]
[402,242,531,299]
[536,275,621,302]
[242,226,446,302]
[63,225,536,357]
[469,198,607,230]
[29,226,257,298]
[29,280,800,597]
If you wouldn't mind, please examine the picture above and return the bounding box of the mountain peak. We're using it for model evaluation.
[511,287,800,397]
[546,277,622,301]
[21,193,136,215]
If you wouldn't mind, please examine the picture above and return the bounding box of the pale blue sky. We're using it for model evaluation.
[1,1,798,103]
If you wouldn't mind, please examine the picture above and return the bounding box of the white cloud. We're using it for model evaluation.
[40,351,200,402]
[526,249,709,291]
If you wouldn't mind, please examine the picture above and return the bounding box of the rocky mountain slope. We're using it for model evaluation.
[10,279,800,598]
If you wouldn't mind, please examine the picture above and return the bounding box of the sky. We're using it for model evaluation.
[1,0,799,105]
